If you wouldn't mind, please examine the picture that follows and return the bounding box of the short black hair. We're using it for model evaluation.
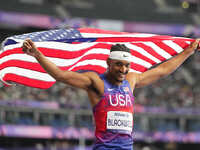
[110,44,130,53]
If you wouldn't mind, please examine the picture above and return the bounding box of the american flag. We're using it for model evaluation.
[0,27,194,89]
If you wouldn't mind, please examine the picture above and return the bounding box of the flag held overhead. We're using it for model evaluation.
[0,27,194,89]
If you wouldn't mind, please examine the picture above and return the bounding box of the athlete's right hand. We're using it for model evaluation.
[22,39,41,57]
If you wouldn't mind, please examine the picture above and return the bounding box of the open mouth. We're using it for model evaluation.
[118,73,126,78]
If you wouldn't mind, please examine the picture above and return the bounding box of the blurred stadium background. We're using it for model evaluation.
[1,0,200,150]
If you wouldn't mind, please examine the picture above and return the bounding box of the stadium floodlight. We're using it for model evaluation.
[180,0,199,13]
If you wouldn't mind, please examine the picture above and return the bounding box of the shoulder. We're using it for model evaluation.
[82,71,101,79]
[83,71,104,97]
[82,71,103,84]
[126,72,140,90]
[126,72,139,81]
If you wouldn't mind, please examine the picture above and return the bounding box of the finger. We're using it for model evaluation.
[23,42,32,50]
[195,39,200,44]
[23,39,30,48]
[195,39,200,49]
[26,39,35,48]
[191,39,200,49]
[22,43,28,51]
[23,41,29,46]
[22,42,32,54]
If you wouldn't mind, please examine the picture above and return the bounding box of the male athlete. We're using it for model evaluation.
[22,39,200,150]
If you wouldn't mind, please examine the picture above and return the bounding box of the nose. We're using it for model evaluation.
[119,65,127,74]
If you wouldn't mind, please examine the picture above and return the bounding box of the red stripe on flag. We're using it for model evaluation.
[131,62,148,72]
[0,60,46,72]
[3,73,54,89]
[0,54,109,73]
[173,40,190,50]
[38,43,111,59]
[132,43,166,61]
[0,48,23,58]
[2,43,111,61]
[154,41,178,56]
[130,49,156,65]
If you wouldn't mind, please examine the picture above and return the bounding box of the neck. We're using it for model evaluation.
[105,72,122,86]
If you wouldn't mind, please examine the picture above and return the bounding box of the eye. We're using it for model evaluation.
[126,64,130,68]
[115,62,123,67]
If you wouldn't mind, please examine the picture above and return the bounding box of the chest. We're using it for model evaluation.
[103,85,134,107]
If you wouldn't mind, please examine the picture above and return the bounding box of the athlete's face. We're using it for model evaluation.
[107,59,130,82]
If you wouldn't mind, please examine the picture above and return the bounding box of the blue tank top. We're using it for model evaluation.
[93,74,135,150]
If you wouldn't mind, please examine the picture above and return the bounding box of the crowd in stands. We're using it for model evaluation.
[1,53,200,110]
[0,82,90,109]
[136,54,200,108]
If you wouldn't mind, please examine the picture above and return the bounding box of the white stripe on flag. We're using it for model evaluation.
[3,41,98,52]
[125,43,161,64]
[36,42,98,51]
[0,48,110,67]
[143,42,172,59]
[0,54,37,64]
[131,55,152,68]
[162,40,184,53]
[0,67,55,81]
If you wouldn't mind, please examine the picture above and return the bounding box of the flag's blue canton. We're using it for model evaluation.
[3,28,97,47]
[12,28,83,42]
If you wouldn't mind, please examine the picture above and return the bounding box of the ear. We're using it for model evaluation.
[106,58,111,66]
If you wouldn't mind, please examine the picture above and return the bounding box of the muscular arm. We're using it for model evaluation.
[22,39,96,90]
[131,39,200,88]
[38,54,96,89]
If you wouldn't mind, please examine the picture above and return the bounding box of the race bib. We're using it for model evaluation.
[107,111,133,132]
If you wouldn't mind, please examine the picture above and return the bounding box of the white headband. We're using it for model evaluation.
[109,51,132,62]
